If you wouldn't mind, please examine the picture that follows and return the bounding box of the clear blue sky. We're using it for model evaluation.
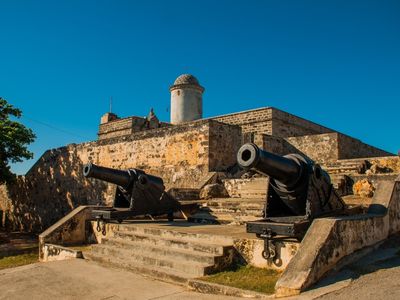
[1,0,399,174]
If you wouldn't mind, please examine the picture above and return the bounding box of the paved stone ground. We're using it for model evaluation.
[314,235,400,300]
[1,231,400,299]
[0,259,244,300]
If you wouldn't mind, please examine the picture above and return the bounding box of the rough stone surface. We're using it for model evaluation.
[98,115,170,140]
[366,163,393,175]
[223,178,268,199]
[199,184,229,199]
[0,120,241,232]
[352,179,375,198]
[42,244,82,262]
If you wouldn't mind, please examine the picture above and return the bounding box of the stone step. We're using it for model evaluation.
[199,206,263,215]
[85,252,190,285]
[197,208,263,220]
[91,243,213,276]
[113,230,229,255]
[168,188,200,201]
[117,224,233,244]
[188,211,261,224]
[101,237,226,266]
[204,199,265,209]
[223,178,268,198]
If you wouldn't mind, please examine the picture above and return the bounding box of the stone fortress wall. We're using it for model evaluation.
[0,120,241,232]
[0,74,396,232]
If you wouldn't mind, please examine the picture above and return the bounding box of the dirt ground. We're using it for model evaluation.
[0,231,38,257]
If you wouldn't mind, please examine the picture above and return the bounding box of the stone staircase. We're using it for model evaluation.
[321,159,369,175]
[85,224,235,284]
[188,198,265,224]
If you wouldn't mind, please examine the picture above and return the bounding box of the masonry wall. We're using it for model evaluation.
[212,107,334,139]
[208,121,242,171]
[285,132,393,163]
[0,120,240,232]
[257,134,299,156]
[212,107,273,135]
[98,116,170,140]
[286,133,340,162]
[271,109,333,137]
[338,134,393,159]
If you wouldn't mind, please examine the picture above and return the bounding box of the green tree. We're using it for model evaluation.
[0,98,36,183]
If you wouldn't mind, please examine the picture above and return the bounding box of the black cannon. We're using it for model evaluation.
[83,163,181,231]
[237,143,346,259]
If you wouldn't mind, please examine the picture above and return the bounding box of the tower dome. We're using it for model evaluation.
[173,74,200,86]
[170,74,204,124]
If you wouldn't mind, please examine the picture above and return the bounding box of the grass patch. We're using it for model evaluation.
[0,252,38,270]
[200,265,280,294]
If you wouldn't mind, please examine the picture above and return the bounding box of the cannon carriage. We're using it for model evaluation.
[83,163,181,231]
[237,143,346,259]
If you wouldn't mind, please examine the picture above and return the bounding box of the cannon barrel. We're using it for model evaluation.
[83,163,132,189]
[237,143,302,186]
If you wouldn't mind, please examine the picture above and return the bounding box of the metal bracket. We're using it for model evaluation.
[260,228,277,260]
[96,216,106,236]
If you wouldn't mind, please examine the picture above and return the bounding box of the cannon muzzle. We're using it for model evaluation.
[237,143,302,186]
[83,163,132,190]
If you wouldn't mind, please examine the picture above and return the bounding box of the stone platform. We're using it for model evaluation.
[87,220,299,284]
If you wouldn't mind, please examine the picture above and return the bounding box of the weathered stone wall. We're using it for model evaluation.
[208,121,242,171]
[98,116,170,140]
[257,134,299,156]
[286,133,340,162]
[0,148,108,232]
[271,109,333,137]
[212,107,273,135]
[212,107,334,138]
[286,133,393,163]
[0,120,241,232]
[338,134,393,159]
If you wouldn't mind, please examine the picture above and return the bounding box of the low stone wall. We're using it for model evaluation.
[98,116,171,140]
[39,206,101,261]
[286,132,393,163]
[338,134,393,159]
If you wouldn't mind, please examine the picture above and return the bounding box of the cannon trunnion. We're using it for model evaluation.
[237,143,346,260]
[83,163,180,229]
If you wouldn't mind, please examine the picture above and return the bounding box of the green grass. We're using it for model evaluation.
[0,252,38,270]
[200,265,280,294]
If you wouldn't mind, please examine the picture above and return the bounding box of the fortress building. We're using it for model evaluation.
[0,74,398,232]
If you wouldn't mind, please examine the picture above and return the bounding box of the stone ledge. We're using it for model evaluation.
[42,243,83,262]
[188,279,273,298]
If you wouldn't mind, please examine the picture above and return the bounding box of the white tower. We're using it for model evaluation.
[170,74,204,124]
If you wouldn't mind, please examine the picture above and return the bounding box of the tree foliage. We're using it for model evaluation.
[0,98,36,183]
